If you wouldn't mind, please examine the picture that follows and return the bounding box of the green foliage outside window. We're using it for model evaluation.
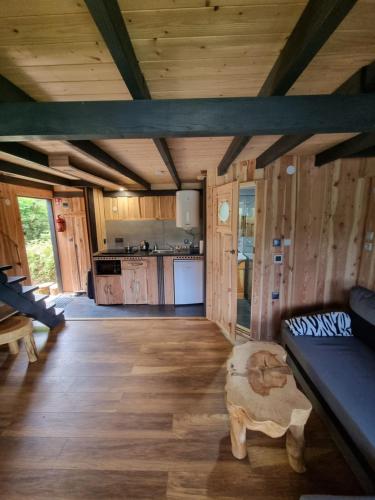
[18,197,56,285]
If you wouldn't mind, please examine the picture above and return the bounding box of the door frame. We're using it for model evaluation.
[47,199,63,290]
[17,194,62,290]
[236,181,257,334]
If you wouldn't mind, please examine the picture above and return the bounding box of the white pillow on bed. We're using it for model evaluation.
[286,312,352,337]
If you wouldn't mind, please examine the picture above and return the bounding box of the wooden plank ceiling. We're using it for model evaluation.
[0,0,374,187]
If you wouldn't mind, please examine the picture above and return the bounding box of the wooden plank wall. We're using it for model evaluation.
[93,188,107,251]
[0,181,52,280]
[52,196,91,293]
[206,156,375,341]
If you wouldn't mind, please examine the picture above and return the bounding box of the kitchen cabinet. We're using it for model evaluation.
[104,196,176,221]
[95,276,123,304]
[122,260,148,304]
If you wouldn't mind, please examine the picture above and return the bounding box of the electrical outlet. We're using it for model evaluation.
[273,238,281,247]
[272,291,280,300]
[366,231,374,241]
[364,242,373,252]
[273,254,284,264]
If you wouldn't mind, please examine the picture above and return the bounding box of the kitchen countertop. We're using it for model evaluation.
[93,250,204,258]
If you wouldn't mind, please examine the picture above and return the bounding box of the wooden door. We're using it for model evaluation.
[212,181,239,339]
[53,197,90,293]
[73,215,90,291]
[95,276,123,305]
[122,261,148,304]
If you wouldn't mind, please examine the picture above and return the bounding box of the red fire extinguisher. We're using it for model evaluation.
[56,214,66,232]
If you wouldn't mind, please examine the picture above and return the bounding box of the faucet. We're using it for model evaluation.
[153,242,158,251]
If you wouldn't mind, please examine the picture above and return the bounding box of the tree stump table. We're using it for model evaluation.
[0,316,38,362]
[226,341,312,473]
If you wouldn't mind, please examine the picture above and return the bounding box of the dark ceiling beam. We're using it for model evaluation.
[344,145,375,158]
[0,174,49,191]
[68,141,150,189]
[85,0,181,189]
[0,75,34,103]
[0,75,150,189]
[0,141,125,190]
[217,0,358,175]
[255,60,375,169]
[153,138,180,190]
[0,160,73,186]
[0,142,49,166]
[0,159,106,189]
[315,133,375,166]
[0,95,375,140]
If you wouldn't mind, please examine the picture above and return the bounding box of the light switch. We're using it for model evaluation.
[364,242,373,252]
[366,231,374,241]
[273,254,284,264]
[284,239,292,247]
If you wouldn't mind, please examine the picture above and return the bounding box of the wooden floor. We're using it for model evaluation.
[0,319,362,499]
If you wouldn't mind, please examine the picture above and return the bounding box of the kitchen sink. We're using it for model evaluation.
[151,249,175,254]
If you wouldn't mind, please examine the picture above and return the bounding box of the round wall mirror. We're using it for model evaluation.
[218,200,230,223]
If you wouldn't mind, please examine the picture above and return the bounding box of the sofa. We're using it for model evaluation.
[281,286,375,494]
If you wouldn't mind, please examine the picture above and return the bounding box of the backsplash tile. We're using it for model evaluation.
[106,220,202,249]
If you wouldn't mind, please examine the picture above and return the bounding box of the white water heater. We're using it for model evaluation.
[176,190,199,229]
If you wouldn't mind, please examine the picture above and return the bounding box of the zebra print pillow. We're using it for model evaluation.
[286,312,352,337]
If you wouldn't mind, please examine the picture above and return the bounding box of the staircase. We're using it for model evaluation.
[0,265,65,328]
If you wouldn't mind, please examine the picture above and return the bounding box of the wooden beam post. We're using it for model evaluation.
[85,0,181,189]
[0,95,375,140]
[217,0,358,175]
[315,133,375,166]
[0,75,150,189]
[255,60,375,169]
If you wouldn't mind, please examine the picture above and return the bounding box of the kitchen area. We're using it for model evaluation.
[91,190,205,316]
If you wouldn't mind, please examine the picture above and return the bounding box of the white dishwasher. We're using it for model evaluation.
[174,258,204,305]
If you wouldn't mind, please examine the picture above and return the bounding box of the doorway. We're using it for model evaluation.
[18,197,61,288]
[236,184,256,331]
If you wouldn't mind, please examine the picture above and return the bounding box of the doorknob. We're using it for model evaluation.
[225,249,237,255]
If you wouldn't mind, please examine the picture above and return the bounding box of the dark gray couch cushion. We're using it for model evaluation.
[350,287,375,326]
[350,287,375,349]
[300,496,375,499]
[282,326,375,471]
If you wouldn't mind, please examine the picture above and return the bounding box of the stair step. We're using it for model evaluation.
[7,276,27,285]
[33,294,49,304]
[46,301,56,310]
[54,307,65,317]
[22,285,39,295]
[0,304,18,322]
[0,265,12,272]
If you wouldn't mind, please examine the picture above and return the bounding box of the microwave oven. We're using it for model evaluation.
[95,259,121,275]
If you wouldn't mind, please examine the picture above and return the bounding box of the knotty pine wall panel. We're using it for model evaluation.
[206,156,375,341]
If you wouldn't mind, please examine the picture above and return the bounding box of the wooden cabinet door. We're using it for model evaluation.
[159,196,176,220]
[122,266,148,304]
[95,276,123,305]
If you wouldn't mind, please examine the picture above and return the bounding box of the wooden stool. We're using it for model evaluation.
[0,316,38,362]
[226,341,312,473]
